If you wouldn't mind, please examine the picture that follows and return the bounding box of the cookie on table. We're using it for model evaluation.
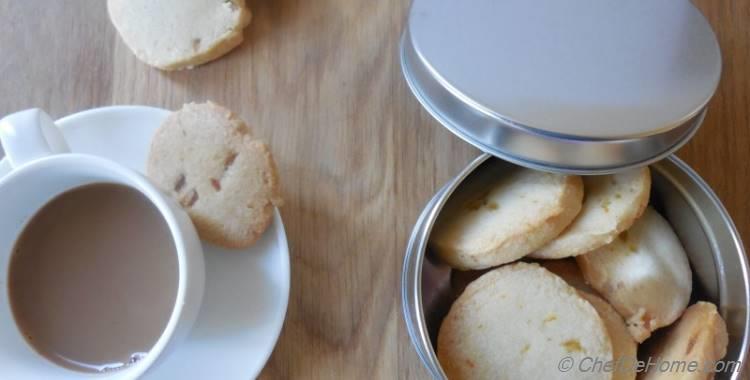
[147,102,282,248]
[577,207,692,343]
[107,0,252,70]
[531,167,650,259]
[641,302,728,380]
[430,167,583,270]
[438,262,612,380]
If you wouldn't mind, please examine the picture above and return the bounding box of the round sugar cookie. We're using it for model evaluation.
[531,167,650,259]
[437,262,612,380]
[577,207,692,343]
[641,302,728,380]
[108,0,252,70]
[147,102,282,248]
[578,292,637,380]
[430,168,583,270]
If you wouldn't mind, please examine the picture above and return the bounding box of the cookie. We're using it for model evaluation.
[540,260,637,380]
[107,0,252,70]
[539,259,595,294]
[641,302,729,380]
[578,292,637,380]
[531,167,650,259]
[430,168,583,270]
[438,262,612,380]
[147,102,282,248]
[577,207,692,342]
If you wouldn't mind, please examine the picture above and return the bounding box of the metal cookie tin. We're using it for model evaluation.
[401,0,721,174]
[403,155,749,379]
[400,0,748,379]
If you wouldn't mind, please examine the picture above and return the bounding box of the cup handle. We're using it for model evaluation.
[0,109,70,168]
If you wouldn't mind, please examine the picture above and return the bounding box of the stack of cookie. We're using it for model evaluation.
[431,166,728,380]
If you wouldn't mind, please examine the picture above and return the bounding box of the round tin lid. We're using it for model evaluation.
[401,0,721,174]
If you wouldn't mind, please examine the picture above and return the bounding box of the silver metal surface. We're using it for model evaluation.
[401,0,722,174]
[402,154,750,379]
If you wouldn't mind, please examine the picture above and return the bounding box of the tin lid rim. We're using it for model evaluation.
[401,29,711,175]
[406,24,718,142]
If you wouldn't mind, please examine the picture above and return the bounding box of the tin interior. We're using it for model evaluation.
[405,155,749,379]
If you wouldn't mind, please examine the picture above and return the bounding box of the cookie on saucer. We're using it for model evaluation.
[147,102,282,248]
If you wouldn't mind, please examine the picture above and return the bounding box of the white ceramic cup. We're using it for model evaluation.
[0,109,205,379]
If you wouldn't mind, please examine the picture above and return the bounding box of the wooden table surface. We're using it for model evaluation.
[1,1,748,378]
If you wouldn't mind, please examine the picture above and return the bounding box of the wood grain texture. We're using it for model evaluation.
[0,1,748,378]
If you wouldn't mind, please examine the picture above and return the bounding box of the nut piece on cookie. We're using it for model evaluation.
[107,0,252,70]
[147,102,282,248]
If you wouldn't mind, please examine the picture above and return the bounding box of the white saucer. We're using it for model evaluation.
[0,106,290,379]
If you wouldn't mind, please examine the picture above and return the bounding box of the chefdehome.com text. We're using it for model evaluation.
[557,355,742,374]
